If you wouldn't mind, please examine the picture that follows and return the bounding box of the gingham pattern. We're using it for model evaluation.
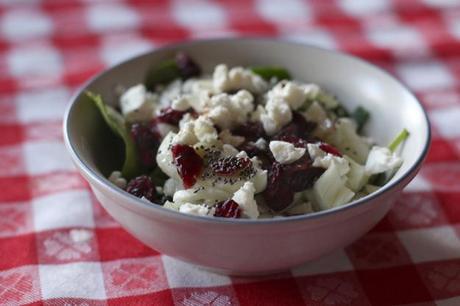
[1,0,460,305]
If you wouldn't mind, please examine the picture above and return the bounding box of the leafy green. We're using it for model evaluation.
[333,105,349,118]
[144,59,181,90]
[86,91,140,180]
[388,128,410,152]
[250,66,291,81]
[352,106,370,132]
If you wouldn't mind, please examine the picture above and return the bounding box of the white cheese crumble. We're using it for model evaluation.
[120,84,157,123]
[219,129,245,147]
[268,81,320,111]
[207,90,254,129]
[232,182,259,219]
[213,64,268,94]
[254,138,267,150]
[259,98,292,135]
[108,171,127,189]
[193,116,218,143]
[179,203,214,216]
[269,141,306,164]
[307,143,350,177]
[365,146,403,175]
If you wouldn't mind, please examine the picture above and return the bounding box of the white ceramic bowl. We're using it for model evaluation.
[64,38,430,275]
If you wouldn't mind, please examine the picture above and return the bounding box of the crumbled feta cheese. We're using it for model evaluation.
[307,143,350,176]
[163,178,180,196]
[260,98,292,135]
[179,203,214,216]
[159,80,182,107]
[156,122,177,137]
[254,138,267,150]
[268,81,320,111]
[219,129,245,147]
[213,64,268,94]
[179,113,194,128]
[194,116,218,143]
[171,96,190,111]
[269,141,306,164]
[365,146,403,175]
[232,182,259,219]
[207,90,255,129]
[119,84,156,123]
[174,121,198,145]
[108,171,127,189]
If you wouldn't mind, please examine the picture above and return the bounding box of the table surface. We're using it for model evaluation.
[1,0,460,305]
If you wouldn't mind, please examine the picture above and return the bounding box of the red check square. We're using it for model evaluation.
[234,277,305,306]
[0,233,37,270]
[357,265,432,305]
[96,227,159,261]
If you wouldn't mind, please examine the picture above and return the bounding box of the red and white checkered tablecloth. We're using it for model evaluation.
[1,0,460,305]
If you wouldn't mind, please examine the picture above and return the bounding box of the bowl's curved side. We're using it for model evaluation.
[81,162,420,274]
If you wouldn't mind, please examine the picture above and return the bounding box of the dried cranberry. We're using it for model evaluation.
[284,156,325,192]
[232,122,266,142]
[131,123,161,168]
[214,199,242,218]
[210,156,251,176]
[126,175,157,202]
[319,143,342,157]
[263,163,294,211]
[274,112,316,140]
[157,107,187,126]
[171,144,203,188]
[263,157,324,211]
[175,52,201,79]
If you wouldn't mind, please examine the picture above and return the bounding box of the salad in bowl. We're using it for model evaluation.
[88,53,409,220]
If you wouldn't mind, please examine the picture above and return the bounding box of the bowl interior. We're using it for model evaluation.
[66,39,429,203]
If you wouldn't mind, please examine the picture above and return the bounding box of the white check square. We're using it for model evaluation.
[430,106,460,139]
[396,61,454,91]
[162,256,231,288]
[398,226,460,263]
[291,249,354,276]
[39,262,106,299]
[16,87,70,123]
[23,141,74,175]
[33,190,94,231]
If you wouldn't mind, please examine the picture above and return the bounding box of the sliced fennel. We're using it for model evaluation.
[311,162,355,211]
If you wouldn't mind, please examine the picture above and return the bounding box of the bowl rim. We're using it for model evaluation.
[63,37,431,225]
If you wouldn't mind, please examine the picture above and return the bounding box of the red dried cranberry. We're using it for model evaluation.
[214,199,242,218]
[274,112,316,140]
[263,163,294,211]
[283,156,325,192]
[319,143,342,157]
[126,175,157,202]
[176,52,201,79]
[231,122,266,142]
[263,157,324,211]
[210,156,251,176]
[131,123,161,168]
[171,144,203,188]
[157,107,187,126]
